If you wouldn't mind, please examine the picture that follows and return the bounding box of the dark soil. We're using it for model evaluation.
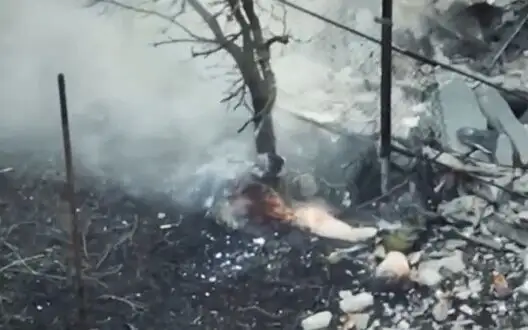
[0,163,438,330]
[5,162,522,329]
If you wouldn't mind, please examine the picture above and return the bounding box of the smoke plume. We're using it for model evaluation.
[0,0,277,207]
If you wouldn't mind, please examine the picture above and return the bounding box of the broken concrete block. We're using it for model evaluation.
[433,78,488,153]
[474,85,528,165]
[456,127,497,161]
[496,133,514,166]
[301,311,332,330]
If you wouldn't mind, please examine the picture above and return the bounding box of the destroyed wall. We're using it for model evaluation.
[271,0,439,204]
[276,0,432,139]
[273,0,528,204]
[414,0,528,164]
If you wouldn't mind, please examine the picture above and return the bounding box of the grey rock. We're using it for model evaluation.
[496,133,514,166]
[349,313,371,330]
[438,195,490,227]
[441,250,466,273]
[407,251,423,266]
[459,304,474,316]
[301,311,332,330]
[444,239,467,251]
[454,287,472,300]
[432,299,451,322]
[416,265,444,287]
[456,127,497,158]
[293,173,318,198]
[339,292,374,313]
[474,85,528,165]
[485,214,528,247]
[420,250,466,274]
[433,78,488,154]
[518,280,528,295]
[468,279,483,296]
[397,319,411,329]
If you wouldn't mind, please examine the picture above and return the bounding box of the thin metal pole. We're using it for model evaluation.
[57,73,87,329]
[380,0,393,194]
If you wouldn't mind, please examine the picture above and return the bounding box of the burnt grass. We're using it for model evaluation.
[0,165,423,330]
[0,166,515,329]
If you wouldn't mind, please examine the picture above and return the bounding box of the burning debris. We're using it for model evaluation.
[212,173,378,244]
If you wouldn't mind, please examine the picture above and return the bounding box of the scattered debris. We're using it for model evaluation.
[432,297,451,322]
[375,251,411,280]
[338,291,374,313]
[474,84,528,165]
[339,312,370,330]
[301,310,333,330]
[414,265,443,287]
[380,227,420,253]
[492,271,513,298]
[419,250,466,275]
[326,244,370,264]
[438,195,492,227]
[432,78,488,154]
[293,203,378,243]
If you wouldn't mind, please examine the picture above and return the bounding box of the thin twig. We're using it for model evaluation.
[0,254,45,273]
[96,216,138,269]
[99,0,212,42]
[97,294,146,313]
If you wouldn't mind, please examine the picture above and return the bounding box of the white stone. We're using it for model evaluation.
[376,251,411,279]
[432,299,451,322]
[339,292,374,313]
[349,313,371,330]
[301,311,333,330]
[419,250,466,274]
[416,266,443,287]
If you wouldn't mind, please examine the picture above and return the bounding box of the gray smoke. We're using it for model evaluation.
[0,0,279,207]
[1,0,420,210]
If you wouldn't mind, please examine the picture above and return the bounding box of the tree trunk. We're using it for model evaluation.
[248,81,282,191]
[252,95,277,155]
[248,80,277,155]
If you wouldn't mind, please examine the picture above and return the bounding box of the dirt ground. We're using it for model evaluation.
[1,167,524,330]
[0,170,352,330]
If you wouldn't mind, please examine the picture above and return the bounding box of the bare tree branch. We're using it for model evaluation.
[220,77,250,111]
[186,0,243,59]
[227,0,252,53]
[264,35,289,49]
[232,0,289,134]
[153,31,243,55]
[152,37,215,47]
[99,0,213,42]
[96,0,287,152]
[191,43,225,57]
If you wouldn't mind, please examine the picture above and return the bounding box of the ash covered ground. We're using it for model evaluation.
[1,162,528,330]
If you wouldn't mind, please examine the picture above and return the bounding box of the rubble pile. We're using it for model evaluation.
[296,2,528,328]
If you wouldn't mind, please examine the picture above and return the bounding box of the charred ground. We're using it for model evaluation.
[0,165,443,330]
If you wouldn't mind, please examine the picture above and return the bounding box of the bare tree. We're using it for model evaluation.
[94,0,290,156]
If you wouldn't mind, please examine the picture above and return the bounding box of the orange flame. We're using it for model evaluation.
[231,182,295,222]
